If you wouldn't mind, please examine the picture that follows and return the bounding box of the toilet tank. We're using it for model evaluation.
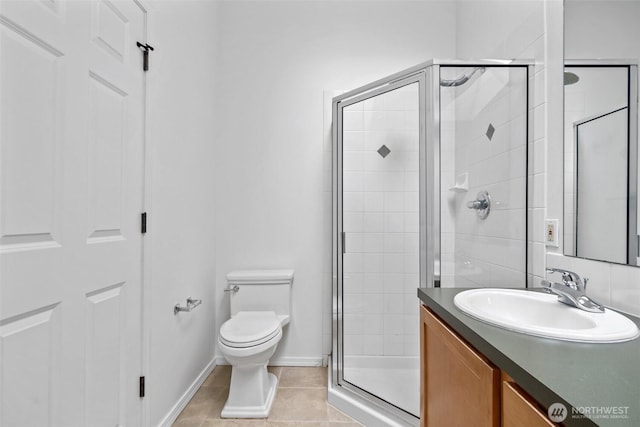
[227,269,294,320]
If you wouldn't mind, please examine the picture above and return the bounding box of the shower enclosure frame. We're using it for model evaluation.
[331,59,532,426]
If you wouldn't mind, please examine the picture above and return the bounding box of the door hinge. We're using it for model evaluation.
[136,42,154,71]
[141,212,147,234]
[342,231,346,254]
[139,376,145,398]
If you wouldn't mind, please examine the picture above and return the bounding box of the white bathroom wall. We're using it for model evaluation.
[147,1,219,425]
[212,0,457,364]
[455,0,546,61]
[547,0,640,317]
[564,0,640,59]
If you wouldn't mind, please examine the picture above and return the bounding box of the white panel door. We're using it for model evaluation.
[0,1,146,426]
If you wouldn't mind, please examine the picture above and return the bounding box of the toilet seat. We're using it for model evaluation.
[219,311,281,348]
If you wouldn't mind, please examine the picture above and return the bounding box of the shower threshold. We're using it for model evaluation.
[327,357,419,427]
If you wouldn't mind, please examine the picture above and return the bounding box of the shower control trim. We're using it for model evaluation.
[467,190,491,220]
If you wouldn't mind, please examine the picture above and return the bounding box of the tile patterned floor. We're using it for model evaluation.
[173,366,363,427]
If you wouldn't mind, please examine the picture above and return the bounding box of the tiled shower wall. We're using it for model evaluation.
[440,68,528,287]
[342,84,420,358]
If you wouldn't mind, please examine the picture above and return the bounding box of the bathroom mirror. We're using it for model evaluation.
[563,1,640,265]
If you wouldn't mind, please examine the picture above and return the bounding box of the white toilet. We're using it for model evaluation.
[218,269,294,418]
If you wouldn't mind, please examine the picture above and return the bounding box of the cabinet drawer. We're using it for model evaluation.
[502,380,555,427]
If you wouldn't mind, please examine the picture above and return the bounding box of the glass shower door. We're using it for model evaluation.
[438,65,529,288]
[338,77,422,417]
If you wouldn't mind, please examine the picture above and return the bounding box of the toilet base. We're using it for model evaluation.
[221,371,278,418]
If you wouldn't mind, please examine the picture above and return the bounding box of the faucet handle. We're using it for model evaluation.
[546,267,580,282]
[546,267,584,288]
[546,268,590,292]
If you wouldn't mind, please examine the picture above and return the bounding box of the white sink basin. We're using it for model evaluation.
[454,289,639,343]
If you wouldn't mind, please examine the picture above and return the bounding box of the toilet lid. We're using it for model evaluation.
[219,311,281,348]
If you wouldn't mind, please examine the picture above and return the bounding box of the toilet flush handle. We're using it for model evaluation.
[224,285,239,294]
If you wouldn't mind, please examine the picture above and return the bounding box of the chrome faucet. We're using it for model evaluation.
[541,268,605,313]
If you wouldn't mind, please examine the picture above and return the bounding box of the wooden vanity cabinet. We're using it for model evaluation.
[420,305,500,427]
[421,305,555,427]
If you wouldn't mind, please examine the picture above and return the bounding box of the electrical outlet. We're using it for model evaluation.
[545,219,559,247]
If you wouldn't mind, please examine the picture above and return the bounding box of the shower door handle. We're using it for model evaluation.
[342,231,346,254]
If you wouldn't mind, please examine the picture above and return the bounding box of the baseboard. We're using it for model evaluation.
[269,356,324,366]
[214,355,323,367]
[158,358,216,427]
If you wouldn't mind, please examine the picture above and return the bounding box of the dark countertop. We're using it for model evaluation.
[418,288,640,427]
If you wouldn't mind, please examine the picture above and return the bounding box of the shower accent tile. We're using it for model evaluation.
[486,123,496,140]
[377,144,391,158]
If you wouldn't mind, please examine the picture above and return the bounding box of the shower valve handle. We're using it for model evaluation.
[467,199,488,210]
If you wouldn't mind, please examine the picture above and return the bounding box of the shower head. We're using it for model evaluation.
[440,67,486,87]
[564,71,580,85]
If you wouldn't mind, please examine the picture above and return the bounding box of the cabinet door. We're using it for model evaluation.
[421,305,499,427]
[502,381,555,427]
